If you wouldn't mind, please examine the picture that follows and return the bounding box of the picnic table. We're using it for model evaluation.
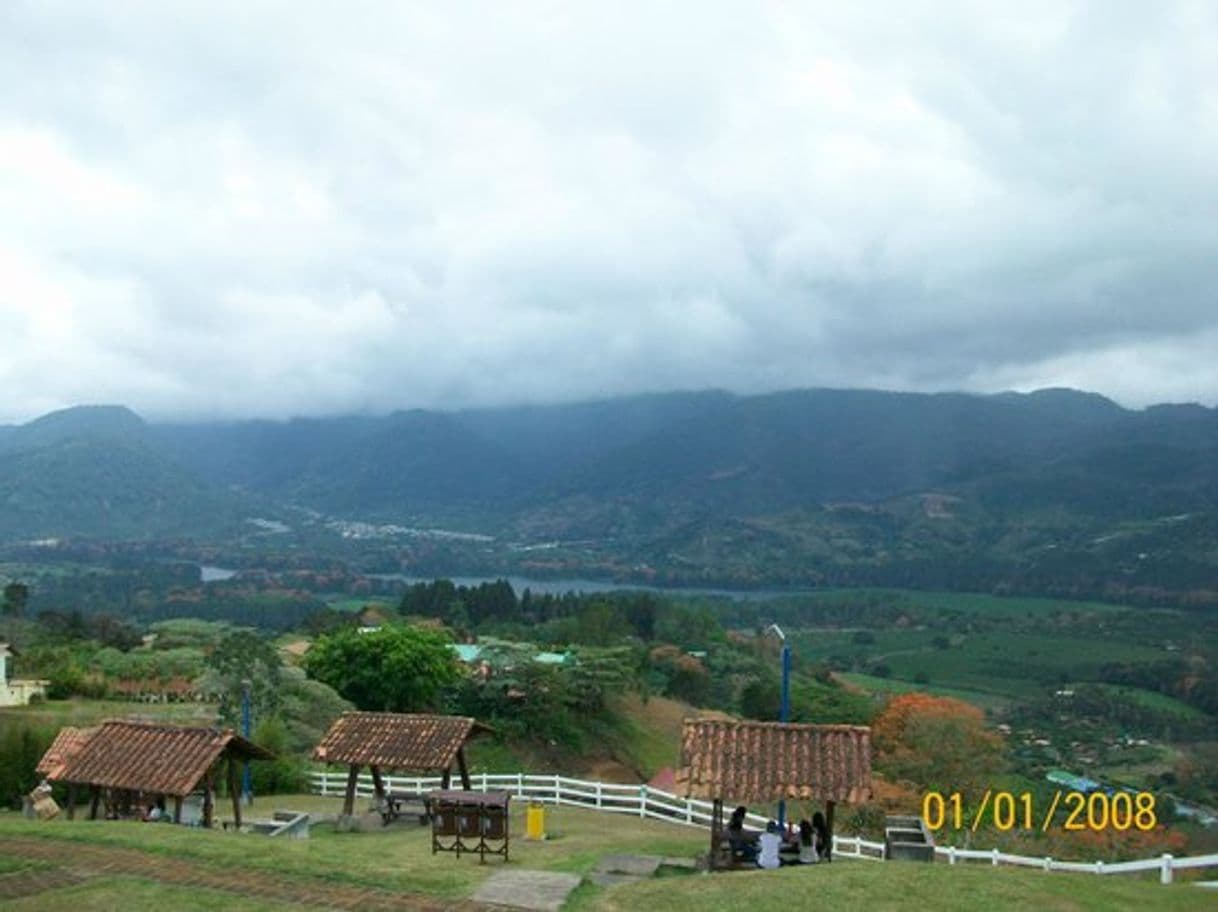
[380,790,431,825]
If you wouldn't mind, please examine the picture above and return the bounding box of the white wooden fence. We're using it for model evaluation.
[933,845,1218,885]
[309,770,886,859]
[309,771,1218,882]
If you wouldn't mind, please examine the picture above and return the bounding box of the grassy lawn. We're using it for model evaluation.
[0,796,704,899]
[593,859,1217,912]
[3,878,298,911]
[1,798,1213,910]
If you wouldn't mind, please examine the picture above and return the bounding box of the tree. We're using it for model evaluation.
[304,625,459,712]
[2,582,28,618]
[872,693,1006,800]
[206,630,282,728]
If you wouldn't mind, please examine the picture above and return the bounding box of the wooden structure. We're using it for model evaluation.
[429,790,510,862]
[38,720,272,828]
[676,719,871,870]
[312,712,491,818]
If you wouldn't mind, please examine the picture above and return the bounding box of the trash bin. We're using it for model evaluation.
[526,800,546,840]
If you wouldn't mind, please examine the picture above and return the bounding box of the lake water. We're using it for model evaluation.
[367,573,810,601]
[197,564,808,600]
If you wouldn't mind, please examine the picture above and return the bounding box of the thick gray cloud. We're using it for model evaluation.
[2,0,1216,422]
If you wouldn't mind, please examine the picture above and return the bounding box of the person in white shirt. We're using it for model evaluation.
[757,820,782,869]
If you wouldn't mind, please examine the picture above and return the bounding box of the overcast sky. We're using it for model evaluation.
[2,1,1216,422]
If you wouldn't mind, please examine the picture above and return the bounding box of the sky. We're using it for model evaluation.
[2,1,1217,423]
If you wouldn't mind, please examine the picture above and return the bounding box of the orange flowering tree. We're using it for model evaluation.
[872,693,1006,801]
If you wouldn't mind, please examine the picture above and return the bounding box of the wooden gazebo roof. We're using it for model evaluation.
[313,712,491,771]
[44,720,271,797]
[36,726,97,780]
[676,719,872,804]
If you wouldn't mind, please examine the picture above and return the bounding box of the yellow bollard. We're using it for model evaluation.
[526,800,546,840]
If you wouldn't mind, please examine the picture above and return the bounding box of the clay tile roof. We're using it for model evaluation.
[50,721,272,797]
[313,712,490,770]
[36,726,97,779]
[676,719,872,803]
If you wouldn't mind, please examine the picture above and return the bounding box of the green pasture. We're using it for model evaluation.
[1,798,1214,911]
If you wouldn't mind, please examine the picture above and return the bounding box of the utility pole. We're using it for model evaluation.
[766,624,791,830]
[241,679,253,806]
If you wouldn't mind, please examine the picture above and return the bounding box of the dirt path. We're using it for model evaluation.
[0,837,494,910]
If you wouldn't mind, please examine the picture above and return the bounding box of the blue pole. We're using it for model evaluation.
[242,680,252,806]
[778,643,790,829]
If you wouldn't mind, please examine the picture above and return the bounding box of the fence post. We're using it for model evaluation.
[1160,854,1173,885]
[948,847,957,866]
[1095,860,1103,875]
[554,774,561,806]
[1043,856,1052,872]
[481,772,488,792]
[596,782,603,808]
[992,848,1000,866]
[685,798,692,825]
[517,772,523,798]
[640,786,647,819]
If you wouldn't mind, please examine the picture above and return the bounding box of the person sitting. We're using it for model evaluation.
[726,805,758,862]
[796,819,819,863]
[757,820,783,869]
[812,811,831,861]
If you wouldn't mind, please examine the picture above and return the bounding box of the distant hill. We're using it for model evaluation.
[6,388,1218,596]
[0,406,249,540]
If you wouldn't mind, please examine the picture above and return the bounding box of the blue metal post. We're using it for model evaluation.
[241,680,252,806]
[778,642,790,829]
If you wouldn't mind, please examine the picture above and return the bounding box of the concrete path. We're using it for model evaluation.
[471,869,582,912]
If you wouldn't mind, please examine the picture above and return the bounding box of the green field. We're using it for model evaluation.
[1,798,1213,911]
[0,699,216,730]
[836,672,1010,710]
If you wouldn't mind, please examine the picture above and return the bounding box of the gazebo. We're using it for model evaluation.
[675,719,872,868]
[38,720,272,827]
[313,712,491,817]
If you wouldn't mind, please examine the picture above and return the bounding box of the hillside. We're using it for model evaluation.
[5,388,1218,595]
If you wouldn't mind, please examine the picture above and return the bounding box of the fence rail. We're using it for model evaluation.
[309,770,885,859]
[309,771,1218,881]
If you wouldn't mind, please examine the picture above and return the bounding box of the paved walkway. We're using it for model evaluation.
[471,869,582,911]
[0,837,491,911]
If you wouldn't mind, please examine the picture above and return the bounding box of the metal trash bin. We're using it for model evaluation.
[526,800,546,841]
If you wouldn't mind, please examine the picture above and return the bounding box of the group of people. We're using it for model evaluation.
[726,806,830,869]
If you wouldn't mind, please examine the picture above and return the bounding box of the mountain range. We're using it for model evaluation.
[3,388,1217,594]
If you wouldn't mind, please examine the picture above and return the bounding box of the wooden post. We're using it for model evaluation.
[825,801,836,862]
[456,747,471,791]
[441,766,452,790]
[66,783,77,820]
[89,785,101,820]
[371,765,386,806]
[343,764,361,817]
[228,754,242,830]
[173,795,183,824]
[203,768,215,829]
[710,798,723,871]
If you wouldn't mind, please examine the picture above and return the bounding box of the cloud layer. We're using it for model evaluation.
[2,1,1217,421]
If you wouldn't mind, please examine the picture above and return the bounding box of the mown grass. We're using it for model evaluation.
[2,799,1213,910]
[0,796,704,899]
[594,859,1217,912]
[2,878,298,911]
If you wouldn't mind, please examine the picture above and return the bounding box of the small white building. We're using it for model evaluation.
[0,643,49,707]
